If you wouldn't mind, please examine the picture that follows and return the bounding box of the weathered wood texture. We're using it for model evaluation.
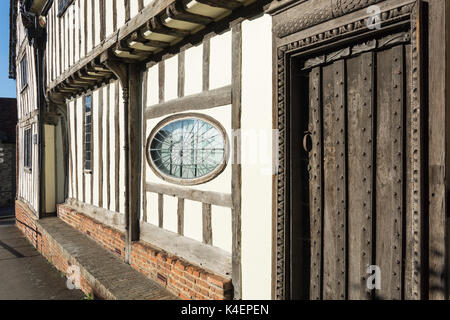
[144,85,232,119]
[202,203,213,245]
[231,23,242,300]
[145,182,232,208]
[308,67,323,300]
[427,0,448,300]
[375,45,404,300]
[128,64,142,242]
[322,61,346,300]
[300,40,421,300]
[347,52,374,300]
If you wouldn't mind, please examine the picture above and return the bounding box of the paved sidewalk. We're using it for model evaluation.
[0,220,84,300]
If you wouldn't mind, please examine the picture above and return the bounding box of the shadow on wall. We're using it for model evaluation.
[0,98,18,209]
[0,143,16,209]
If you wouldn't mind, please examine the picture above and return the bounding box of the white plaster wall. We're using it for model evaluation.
[92,90,100,206]
[209,30,232,89]
[163,195,179,233]
[74,2,80,63]
[68,100,75,200]
[67,82,126,218]
[86,0,93,53]
[68,5,74,67]
[116,0,126,29]
[109,84,117,211]
[147,64,159,106]
[184,43,203,96]
[164,55,179,101]
[80,0,86,59]
[76,97,83,201]
[240,14,273,300]
[131,0,140,18]
[211,206,232,252]
[102,88,108,207]
[106,0,114,40]
[183,199,203,243]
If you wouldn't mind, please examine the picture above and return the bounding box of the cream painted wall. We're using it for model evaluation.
[184,43,203,96]
[241,14,273,300]
[210,30,232,90]
[44,125,56,213]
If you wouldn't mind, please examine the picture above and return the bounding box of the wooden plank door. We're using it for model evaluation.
[299,41,414,300]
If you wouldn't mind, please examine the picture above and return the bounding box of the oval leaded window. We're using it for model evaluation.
[146,113,229,185]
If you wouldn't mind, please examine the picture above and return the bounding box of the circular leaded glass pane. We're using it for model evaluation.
[147,114,228,185]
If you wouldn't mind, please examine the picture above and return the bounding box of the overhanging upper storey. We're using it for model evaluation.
[46,0,270,100]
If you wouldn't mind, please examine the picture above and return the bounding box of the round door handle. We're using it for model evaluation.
[303,131,312,153]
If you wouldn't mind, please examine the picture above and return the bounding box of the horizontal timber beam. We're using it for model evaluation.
[144,85,232,119]
[145,182,233,208]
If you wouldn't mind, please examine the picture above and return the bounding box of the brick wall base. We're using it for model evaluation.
[57,205,126,260]
[15,201,95,297]
[15,200,233,300]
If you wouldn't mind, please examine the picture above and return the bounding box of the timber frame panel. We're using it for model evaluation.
[269,0,428,300]
[41,0,272,300]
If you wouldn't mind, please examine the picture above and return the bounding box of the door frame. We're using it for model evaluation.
[271,0,425,300]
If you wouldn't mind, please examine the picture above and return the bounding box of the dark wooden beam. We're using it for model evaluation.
[231,23,242,301]
[202,203,212,245]
[146,182,233,208]
[144,85,232,119]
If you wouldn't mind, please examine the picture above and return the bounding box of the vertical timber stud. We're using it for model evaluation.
[128,63,142,244]
[347,52,374,300]
[231,23,242,300]
[125,0,131,22]
[202,203,212,245]
[309,67,323,300]
[177,198,184,235]
[409,0,424,300]
[427,0,447,299]
[391,45,404,300]
[446,0,450,301]
[334,60,347,300]
[100,0,106,42]
[142,70,148,223]
[101,52,142,262]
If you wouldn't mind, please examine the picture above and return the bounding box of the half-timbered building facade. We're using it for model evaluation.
[9,0,450,300]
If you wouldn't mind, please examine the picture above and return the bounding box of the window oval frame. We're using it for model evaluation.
[146,113,230,186]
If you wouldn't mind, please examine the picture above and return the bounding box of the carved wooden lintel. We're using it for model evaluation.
[272,0,391,38]
[301,31,411,70]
